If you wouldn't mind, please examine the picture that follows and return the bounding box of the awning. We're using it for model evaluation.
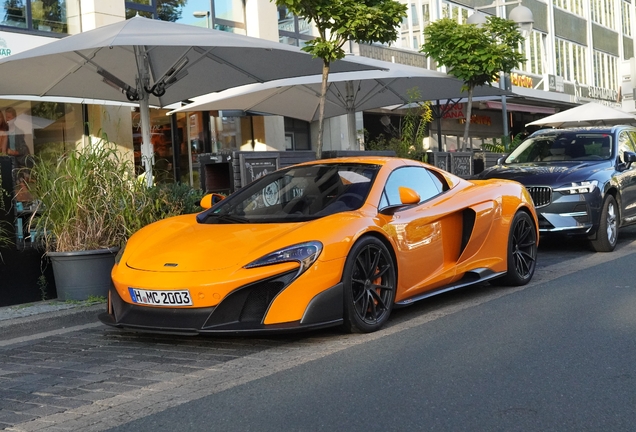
[483,101,557,114]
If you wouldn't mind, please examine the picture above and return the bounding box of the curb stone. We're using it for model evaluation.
[0,301,105,341]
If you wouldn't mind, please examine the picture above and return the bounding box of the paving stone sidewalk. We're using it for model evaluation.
[0,300,106,342]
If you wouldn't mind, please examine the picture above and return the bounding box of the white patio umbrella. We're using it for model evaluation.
[169,56,510,145]
[526,102,636,128]
[0,16,378,183]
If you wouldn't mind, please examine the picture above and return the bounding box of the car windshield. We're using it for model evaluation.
[198,163,380,224]
[504,132,613,164]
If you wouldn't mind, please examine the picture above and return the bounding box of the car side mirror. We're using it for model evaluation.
[497,156,505,165]
[399,187,420,205]
[624,151,636,167]
[200,193,225,209]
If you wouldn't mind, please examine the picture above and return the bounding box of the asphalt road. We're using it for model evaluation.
[2,228,636,431]
[106,232,636,432]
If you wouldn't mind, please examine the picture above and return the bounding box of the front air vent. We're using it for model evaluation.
[526,186,552,208]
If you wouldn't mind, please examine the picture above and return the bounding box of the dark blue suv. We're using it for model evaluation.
[475,126,636,252]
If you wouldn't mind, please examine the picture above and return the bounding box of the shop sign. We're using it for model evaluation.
[548,74,564,92]
[510,73,533,89]
[587,86,619,102]
[442,103,465,119]
[459,115,492,126]
[0,38,12,57]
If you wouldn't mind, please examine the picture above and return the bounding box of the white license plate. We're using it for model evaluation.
[128,288,193,306]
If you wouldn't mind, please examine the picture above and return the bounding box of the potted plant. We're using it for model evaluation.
[27,140,133,300]
[28,137,206,301]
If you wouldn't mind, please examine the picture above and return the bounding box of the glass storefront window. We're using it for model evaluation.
[1,0,69,33]
[214,0,244,23]
[31,0,67,33]
[0,99,84,203]
[131,108,177,183]
[127,0,245,33]
[277,5,313,47]
[213,22,245,34]
[2,0,27,29]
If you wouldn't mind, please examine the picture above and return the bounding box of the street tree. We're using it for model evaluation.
[421,17,525,150]
[273,0,407,158]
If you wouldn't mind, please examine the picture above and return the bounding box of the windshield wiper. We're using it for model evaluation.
[209,213,249,224]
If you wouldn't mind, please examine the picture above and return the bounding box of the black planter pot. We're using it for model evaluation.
[48,248,119,301]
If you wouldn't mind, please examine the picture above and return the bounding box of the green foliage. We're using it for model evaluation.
[0,183,12,257]
[421,17,525,89]
[367,92,433,160]
[28,132,204,253]
[38,274,48,301]
[273,0,407,157]
[481,134,524,153]
[276,0,407,62]
[120,182,205,239]
[421,16,525,149]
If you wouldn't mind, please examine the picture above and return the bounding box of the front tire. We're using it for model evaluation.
[590,195,618,252]
[342,237,396,333]
[492,211,537,286]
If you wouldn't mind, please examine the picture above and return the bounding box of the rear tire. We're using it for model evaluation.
[492,211,537,286]
[342,237,396,333]
[590,195,618,252]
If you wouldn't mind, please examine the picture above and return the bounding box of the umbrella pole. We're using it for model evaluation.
[139,93,154,187]
[135,45,154,187]
[345,81,358,150]
[347,109,358,150]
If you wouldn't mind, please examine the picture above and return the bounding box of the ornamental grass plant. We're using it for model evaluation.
[28,136,205,253]
[0,183,13,256]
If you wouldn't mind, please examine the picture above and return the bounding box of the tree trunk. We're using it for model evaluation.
[316,59,331,159]
[461,85,475,151]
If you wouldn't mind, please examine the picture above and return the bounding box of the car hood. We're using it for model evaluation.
[125,218,313,272]
[477,161,610,186]
[125,221,314,272]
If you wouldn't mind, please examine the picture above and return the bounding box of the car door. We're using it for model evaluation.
[617,131,636,223]
[378,166,459,301]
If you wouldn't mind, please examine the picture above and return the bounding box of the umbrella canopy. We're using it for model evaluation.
[526,102,636,128]
[169,56,510,145]
[0,16,378,181]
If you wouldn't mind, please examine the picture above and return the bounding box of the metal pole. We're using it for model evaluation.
[500,71,509,151]
[436,100,443,151]
[135,46,154,187]
[345,81,358,149]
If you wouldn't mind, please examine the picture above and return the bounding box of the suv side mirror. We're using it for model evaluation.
[620,151,636,170]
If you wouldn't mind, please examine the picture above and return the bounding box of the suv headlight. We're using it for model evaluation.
[245,241,322,274]
[554,180,598,195]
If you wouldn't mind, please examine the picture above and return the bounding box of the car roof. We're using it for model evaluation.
[531,125,635,135]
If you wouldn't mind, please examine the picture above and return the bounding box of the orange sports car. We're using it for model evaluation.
[99,157,538,335]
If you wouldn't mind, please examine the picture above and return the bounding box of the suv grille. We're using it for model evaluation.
[526,186,552,208]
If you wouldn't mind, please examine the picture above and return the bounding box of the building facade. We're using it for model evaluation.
[1,0,635,184]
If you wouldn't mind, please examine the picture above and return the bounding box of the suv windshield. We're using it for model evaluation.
[198,163,380,224]
[505,132,613,164]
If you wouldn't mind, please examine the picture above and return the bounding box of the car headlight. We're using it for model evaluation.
[245,241,323,274]
[114,243,126,265]
[554,180,598,195]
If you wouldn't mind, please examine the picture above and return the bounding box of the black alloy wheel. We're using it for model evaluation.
[342,237,396,333]
[590,194,618,252]
[492,211,537,286]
